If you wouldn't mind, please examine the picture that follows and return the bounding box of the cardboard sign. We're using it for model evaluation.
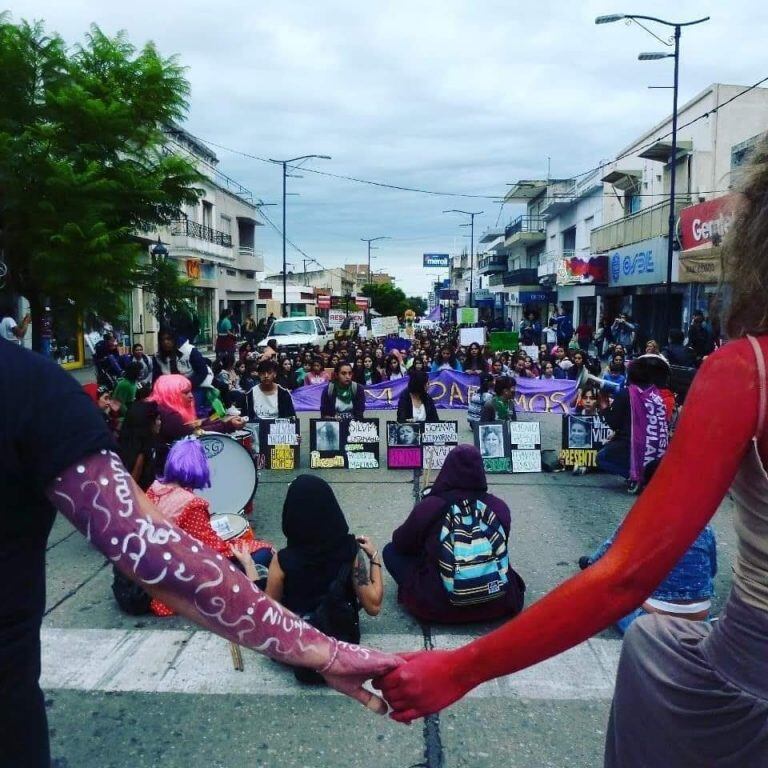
[459,327,486,348]
[489,331,519,352]
[474,420,541,474]
[386,421,459,470]
[310,418,380,469]
[371,316,399,337]
[508,421,541,450]
[256,419,300,470]
[559,414,614,468]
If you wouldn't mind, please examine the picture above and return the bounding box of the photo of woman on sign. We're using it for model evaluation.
[479,424,504,459]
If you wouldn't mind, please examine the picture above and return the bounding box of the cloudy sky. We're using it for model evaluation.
[8,0,768,295]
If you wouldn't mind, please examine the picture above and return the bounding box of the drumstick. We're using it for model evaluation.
[229,642,244,671]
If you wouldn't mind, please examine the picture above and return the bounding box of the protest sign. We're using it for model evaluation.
[344,418,381,470]
[489,331,519,352]
[257,419,300,470]
[459,307,479,325]
[474,421,509,473]
[510,450,542,473]
[422,421,458,469]
[459,327,486,348]
[309,418,381,469]
[559,414,614,469]
[371,316,399,337]
[629,386,670,483]
[386,422,423,469]
[522,345,540,361]
[508,421,541,450]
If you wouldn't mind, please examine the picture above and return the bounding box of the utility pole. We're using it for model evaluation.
[443,210,483,308]
[361,236,390,287]
[268,154,331,317]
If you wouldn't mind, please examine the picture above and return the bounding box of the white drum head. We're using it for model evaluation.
[196,433,257,515]
[209,513,249,541]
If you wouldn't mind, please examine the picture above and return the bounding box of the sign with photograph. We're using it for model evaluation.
[386,421,459,470]
[559,414,614,468]
[257,419,300,470]
[310,418,381,469]
[474,420,542,473]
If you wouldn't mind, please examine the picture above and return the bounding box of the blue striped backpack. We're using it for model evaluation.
[438,496,510,606]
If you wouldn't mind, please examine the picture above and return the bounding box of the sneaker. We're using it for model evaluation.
[626,480,641,495]
[572,466,587,476]
[578,556,591,570]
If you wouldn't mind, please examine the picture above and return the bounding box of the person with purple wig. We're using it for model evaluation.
[146,439,273,616]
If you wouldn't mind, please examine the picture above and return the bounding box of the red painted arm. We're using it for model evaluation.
[378,339,761,722]
[48,451,400,712]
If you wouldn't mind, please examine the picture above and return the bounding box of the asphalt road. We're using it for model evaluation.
[43,409,737,768]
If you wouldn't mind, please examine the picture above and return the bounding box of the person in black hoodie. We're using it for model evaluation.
[396,370,439,423]
[266,475,384,682]
[382,445,525,623]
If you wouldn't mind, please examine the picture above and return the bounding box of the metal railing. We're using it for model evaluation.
[478,254,508,271]
[170,218,233,248]
[502,268,539,286]
[504,215,546,240]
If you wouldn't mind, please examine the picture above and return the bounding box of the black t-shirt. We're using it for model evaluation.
[0,339,114,600]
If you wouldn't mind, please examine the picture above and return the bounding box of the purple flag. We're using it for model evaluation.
[425,305,441,322]
[291,370,578,413]
[629,384,670,482]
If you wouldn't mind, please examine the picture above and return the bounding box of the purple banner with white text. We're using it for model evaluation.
[292,371,578,413]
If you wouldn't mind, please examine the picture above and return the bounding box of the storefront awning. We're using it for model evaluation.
[678,246,729,284]
[638,139,692,163]
[601,169,642,191]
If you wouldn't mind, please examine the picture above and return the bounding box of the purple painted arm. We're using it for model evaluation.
[47,450,401,711]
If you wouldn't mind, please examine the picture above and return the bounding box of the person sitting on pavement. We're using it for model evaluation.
[320,361,366,420]
[117,400,162,491]
[111,361,144,419]
[552,346,571,378]
[383,352,407,381]
[383,444,525,624]
[146,439,273,616]
[250,358,296,421]
[468,358,504,426]
[480,376,517,423]
[266,475,384,682]
[396,369,439,423]
[304,356,330,386]
[579,520,717,634]
[356,354,382,386]
[277,357,300,391]
[463,343,485,375]
[603,360,627,392]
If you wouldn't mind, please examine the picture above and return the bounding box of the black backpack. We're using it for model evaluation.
[111,566,151,615]
[294,561,360,684]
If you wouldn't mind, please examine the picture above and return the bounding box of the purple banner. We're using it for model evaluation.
[292,371,578,413]
[629,384,670,482]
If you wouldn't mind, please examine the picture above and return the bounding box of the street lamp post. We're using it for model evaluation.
[443,210,483,308]
[268,154,331,318]
[151,237,169,329]
[596,13,709,342]
[361,236,390,287]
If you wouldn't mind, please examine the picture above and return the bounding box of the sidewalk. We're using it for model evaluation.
[68,362,96,386]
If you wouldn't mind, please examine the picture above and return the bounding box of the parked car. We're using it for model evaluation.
[257,317,331,353]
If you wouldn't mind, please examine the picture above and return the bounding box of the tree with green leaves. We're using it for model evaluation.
[0,16,203,349]
[405,295,428,316]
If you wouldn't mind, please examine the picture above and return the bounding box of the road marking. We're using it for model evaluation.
[41,628,621,700]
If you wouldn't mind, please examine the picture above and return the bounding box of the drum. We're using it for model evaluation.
[196,433,258,516]
[209,513,254,542]
[232,428,255,457]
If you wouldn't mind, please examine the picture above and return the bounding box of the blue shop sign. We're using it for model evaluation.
[608,236,668,287]
[519,291,550,303]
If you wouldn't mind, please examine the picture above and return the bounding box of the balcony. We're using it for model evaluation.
[488,272,506,286]
[478,253,508,273]
[171,218,232,247]
[590,197,691,253]
[238,246,265,272]
[502,268,539,287]
[504,216,546,247]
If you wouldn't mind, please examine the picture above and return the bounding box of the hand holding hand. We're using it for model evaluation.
[375,649,474,723]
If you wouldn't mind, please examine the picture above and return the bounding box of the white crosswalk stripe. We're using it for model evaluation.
[41,628,621,700]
